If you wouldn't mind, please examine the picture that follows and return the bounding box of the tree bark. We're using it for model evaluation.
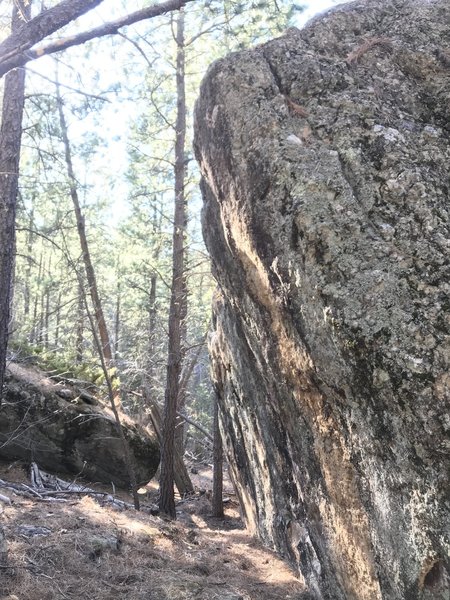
[159,8,188,518]
[144,390,194,498]
[0,0,31,566]
[0,0,31,404]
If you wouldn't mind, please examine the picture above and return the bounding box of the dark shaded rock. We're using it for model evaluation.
[0,363,159,487]
[194,1,450,599]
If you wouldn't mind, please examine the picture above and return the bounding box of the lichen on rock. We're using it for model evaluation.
[194,1,450,598]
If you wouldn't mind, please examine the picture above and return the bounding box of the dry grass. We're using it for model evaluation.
[0,463,306,600]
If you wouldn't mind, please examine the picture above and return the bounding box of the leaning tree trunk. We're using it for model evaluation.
[56,82,113,365]
[159,7,189,518]
[0,0,31,404]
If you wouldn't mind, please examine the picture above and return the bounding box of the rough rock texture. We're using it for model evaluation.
[0,363,159,487]
[194,1,450,598]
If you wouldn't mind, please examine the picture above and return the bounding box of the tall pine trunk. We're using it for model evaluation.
[0,0,31,565]
[159,7,190,518]
[0,0,31,403]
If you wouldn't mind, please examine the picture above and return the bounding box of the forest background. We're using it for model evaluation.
[0,0,341,506]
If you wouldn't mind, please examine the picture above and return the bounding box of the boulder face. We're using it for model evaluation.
[194,1,450,598]
[0,363,159,487]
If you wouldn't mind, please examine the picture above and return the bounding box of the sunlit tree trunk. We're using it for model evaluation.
[159,7,191,518]
[0,0,31,403]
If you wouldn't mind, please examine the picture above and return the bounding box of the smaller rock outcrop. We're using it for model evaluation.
[0,363,159,487]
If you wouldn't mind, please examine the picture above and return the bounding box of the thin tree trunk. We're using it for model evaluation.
[54,290,62,348]
[145,202,162,404]
[31,250,43,344]
[23,204,35,319]
[178,334,207,406]
[43,254,51,349]
[114,274,121,360]
[147,271,157,380]
[212,390,224,518]
[75,281,84,363]
[144,389,194,498]
[56,84,112,362]
[159,8,190,518]
[0,0,30,402]
[82,288,140,510]
[39,288,45,346]
[55,77,119,404]
[44,284,50,348]
[174,255,189,459]
[175,335,207,460]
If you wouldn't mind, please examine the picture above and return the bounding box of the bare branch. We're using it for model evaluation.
[27,67,111,102]
[0,0,105,76]
[0,0,196,78]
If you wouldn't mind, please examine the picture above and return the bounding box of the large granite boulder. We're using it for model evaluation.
[0,363,159,487]
[194,1,450,598]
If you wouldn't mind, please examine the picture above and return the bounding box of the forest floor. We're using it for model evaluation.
[0,461,307,600]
